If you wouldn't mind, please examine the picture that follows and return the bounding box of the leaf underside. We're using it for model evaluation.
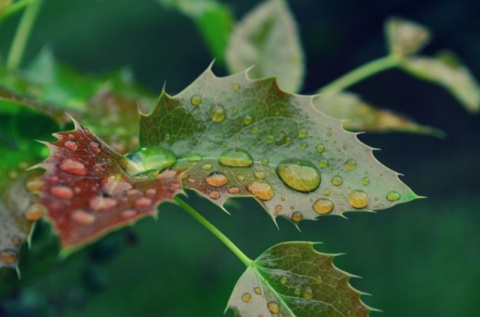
[140,67,418,224]
[228,242,372,317]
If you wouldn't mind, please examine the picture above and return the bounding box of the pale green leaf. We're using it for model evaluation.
[227,242,372,317]
[226,0,304,92]
[385,17,430,57]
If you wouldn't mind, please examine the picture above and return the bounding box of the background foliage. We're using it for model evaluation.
[1,0,479,316]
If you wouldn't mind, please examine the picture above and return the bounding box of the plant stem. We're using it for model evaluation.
[0,0,35,23]
[320,54,402,96]
[174,195,253,267]
[6,0,42,70]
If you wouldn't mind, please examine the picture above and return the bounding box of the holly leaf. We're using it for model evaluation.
[385,17,430,57]
[36,120,182,249]
[226,0,304,93]
[139,67,418,224]
[400,51,480,113]
[227,242,373,317]
[313,92,444,137]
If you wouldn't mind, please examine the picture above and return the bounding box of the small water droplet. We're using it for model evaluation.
[299,143,308,149]
[331,175,343,186]
[0,249,17,265]
[90,196,118,212]
[135,197,152,208]
[209,191,221,200]
[247,181,274,201]
[316,144,325,153]
[254,287,262,295]
[386,191,401,201]
[60,159,87,176]
[266,135,275,144]
[242,115,253,125]
[261,158,269,165]
[71,210,95,225]
[164,133,171,141]
[201,163,213,170]
[267,302,280,314]
[280,276,288,284]
[122,209,137,219]
[51,185,74,199]
[90,141,101,153]
[237,175,245,181]
[362,177,370,185]
[303,287,313,300]
[254,171,265,179]
[146,188,156,197]
[318,159,329,168]
[294,288,301,296]
[277,159,321,192]
[210,105,226,122]
[190,95,202,106]
[313,198,334,214]
[11,236,21,247]
[285,137,292,144]
[291,211,303,223]
[349,190,369,209]
[102,175,132,196]
[64,140,78,151]
[157,169,177,180]
[250,127,258,134]
[232,83,241,92]
[219,148,254,167]
[25,203,46,221]
[324,188,331,196]
[298,129,308,138]
[314,276,323,284]
[206,172,227,187]
[241,293,251,302]
[345,159,357,171]
[275,205,283,212]
[228,186,240,194]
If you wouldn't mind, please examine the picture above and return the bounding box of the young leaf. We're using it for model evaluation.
[400,51,480,113]
[385,17,430,57]
[36,120,182,249]
[226,0,304,93]
[139,67,418,224]
[313,91,444,137]
[227,242,372,317]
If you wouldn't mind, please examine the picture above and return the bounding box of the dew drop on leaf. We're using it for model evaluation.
[51,185,74,199]
[25,203,46,221]
[316,143,325,153]
[190,94,202,106]
[64,140,78,151]
[362,177,370,185]
[254,171,265,180]
[331,175,343,186]
[349,190,369,209]
[254,287,262,295]
[232,83,241,92]
[318,158,329,168]
[266,135,275,144]
[60,159,87,176]
[241,293,251,303]
[71,210,96,225]
[386,191,401,201]
[298,128,308,138]
[201,163,213,170]
[187,154,202,162]
[247,181,274,201]
[280,276,288,284]
[294,288,301,296]
[90,141,102,153]
[242,115,253,125]
[219,148,254,167]
[228,186,240,194]
[313,198,334,215]
[206,172,228,187]
[276,159,321,192]
[90,196,118,212]
[135,197,152,208]
[250,127,259,134]
[291,211,303,223]
[210,104,226,122]
[0,249,17,265]
[267,301,280,314]
[209,191,221,200]
[303,287,313,300]
[345,159,357,171]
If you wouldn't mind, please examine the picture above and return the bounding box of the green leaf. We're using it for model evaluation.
[226,0,304,93]
[227,242,373,316]
[385,17,430,57]
[139,67,418,224]
[156,0,234,62]
[400,51,480,113]
[313,91,444,137]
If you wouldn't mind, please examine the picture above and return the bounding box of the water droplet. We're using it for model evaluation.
[228,186,240,194]
[71,210,95,225]
[219,148,254,167]
[331,175,343,186]
[254,287,262,295]
[349,190,369,209]
[242,115,253,125]
[318,159,329,168]
[206,172,227,187]
[261,158,269,165]
[303,287,313,300]
[298,129,308,138]
[237,175,245,182]
[266,135,275,144]
[247,181,274,201]
[135,197,152,208]
[277,159,321,192]
[324,188,331,196]
[314,276,323,284]
[386,191,401,201]
[294,288,301,296]
[327,131,333,137]
[60,159,87,176]
[362,177,370,185]
[313,198,334,214]
[102,175,132,196]
[190,95,202,106]
[90,196,118,212]
[157,169,177,180]
[254,171,265,179]
[146,189,156,197]
[210,105,226,122]
[209,191,220,200]
[280,276,288,284]
[299,143,308,149]
[285,137,292,144]
[164,133,171,141]
[51,185,74,199]
[241,293,251,303]
[125,146,177,175]
[291,211,303,223]
[345,159,357,171]
[250,127,258,134]
[64,140,78,151]
[0,249,17,265]
[90,141,101,153]
[201,163,213,170]
[275,205,283,212]
[316,144,325,153]
[267,301,280,314]
[11,236,21,247]
[25,203,46,221]
[122,209,137,219]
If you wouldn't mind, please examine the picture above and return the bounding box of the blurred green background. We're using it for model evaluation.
[1,0,480,316]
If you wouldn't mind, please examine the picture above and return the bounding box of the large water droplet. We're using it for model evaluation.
[345,159,357,171]
[241,293,251,303]
[124,146,177,175]
[206,172,227,187]
[291,211,303,223]
[246,181,274,201]
[210,105,226,122]
[349,190,369,209]
[331,175,343,186]
[386,191,401,201]
[190,95,202,106]
[25,203,46,221]
[51,185,74,199]
[71,210,95,225]
[313,198,334,214]
[219,148,254,167]
[267,302,280,314]
[276,160,321,192]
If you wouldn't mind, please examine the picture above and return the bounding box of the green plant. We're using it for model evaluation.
[1,0,479,316]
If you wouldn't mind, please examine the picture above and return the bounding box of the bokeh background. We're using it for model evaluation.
[1,0,480,316]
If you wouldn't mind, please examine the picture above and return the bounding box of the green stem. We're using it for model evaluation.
[174,195,253,267]
[0,0,35,23]
[320,54,402,96]
[6,0,42,70]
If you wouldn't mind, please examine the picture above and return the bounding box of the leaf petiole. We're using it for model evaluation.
[174,195,253,267]
[320,54,402,96]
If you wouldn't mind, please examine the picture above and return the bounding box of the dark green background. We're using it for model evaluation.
[1,0,479,316]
